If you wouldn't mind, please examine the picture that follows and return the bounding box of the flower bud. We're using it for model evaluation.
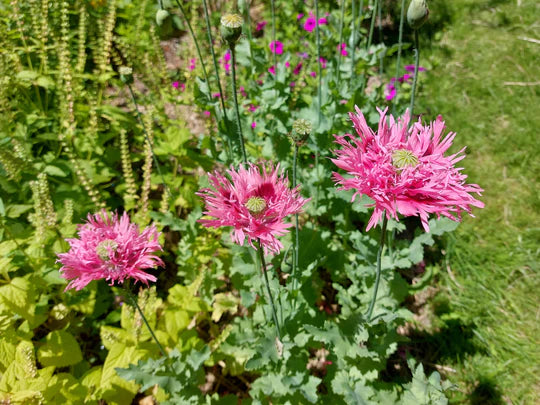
[220,13,243,47]
[407,0,429,30]
[155,9,170,27]
[118,66,133,84]
[291,119,312,145]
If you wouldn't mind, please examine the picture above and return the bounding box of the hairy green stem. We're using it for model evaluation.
[201,0,233,160]
[124,288,167,358]
[336,0,345,84]
[270,0,277,78]
[351,0,356,80]
[366,215,388,321]
[366,0,377,51]
[126,83,172,202]
[257,240,282,340]
[409,30,420,117]
[291,144,300,309]
[230,46,247,163]
[174,0,210,90]
[392,0,406,115]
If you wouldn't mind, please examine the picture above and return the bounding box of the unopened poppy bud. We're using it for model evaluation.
[118,66,133,84]
[407,0,429,29]
[220,13,243,47]
[291,119,312,145]
[155,9,170,27]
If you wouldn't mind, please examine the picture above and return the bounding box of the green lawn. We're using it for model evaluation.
[413,0,539,403]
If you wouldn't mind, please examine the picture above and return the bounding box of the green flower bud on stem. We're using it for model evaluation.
[290,119,312,145]
[220,13,243,47]
[119,66,133,84]
[155,8,170,26]
[407,0,429,29]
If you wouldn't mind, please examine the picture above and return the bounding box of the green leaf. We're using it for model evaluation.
[0,277,36,323]
[211,292,239,322]
[37,330,83,367]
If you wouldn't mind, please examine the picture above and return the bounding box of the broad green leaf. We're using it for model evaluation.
[37,330,83,367]
[211,292,239,322]
[0,277,36,323]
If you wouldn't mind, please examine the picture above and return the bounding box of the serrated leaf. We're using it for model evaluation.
[37,330,83,367]
[0,277,36,323]
[211,292,239,322]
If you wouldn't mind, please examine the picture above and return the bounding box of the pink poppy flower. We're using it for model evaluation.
[57,211,163,291]
[269,41,284,55]
[332,107,484,232]
[256,21,267,31]
[197,162,310,254]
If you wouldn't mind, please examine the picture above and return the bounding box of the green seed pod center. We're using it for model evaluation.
[245,196,267,215]
[392,149,419,169]
[96,239,119,261]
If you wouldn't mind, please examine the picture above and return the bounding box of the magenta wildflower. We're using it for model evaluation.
[240,86,247,97]
[319,57,327,69]
[285,61,291,68]
[203,110,211,117]
[290,81,296,87]
[248,104,258,112]
[404,64,426,73]
[212,92,221,98]
[197,162,310,254]
[293,62,303,75]
[268,65,276,75]
[251,122,257,129]
[297,13,304,20]
[256,20,267,31]
[172,81,180,89]
[57,211,163,291]
[338,43,348,56]
[332,107,484,232]
[310,71,316,78]
[269,41,284,55]
[189,58,196,71]
[220,50,231,74]
[303,11,328,32]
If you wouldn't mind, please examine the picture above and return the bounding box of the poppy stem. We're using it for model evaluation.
[124,287,168,358]
[201,0,233,161]
[409,29,420,117]
[291,144,300,311]
[392,0,406,116]
[366,215,388,321]
[230,45,248,163]
[257,240,282,340]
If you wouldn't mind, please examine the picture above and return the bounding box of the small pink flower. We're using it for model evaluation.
[251,122,257,129]
[293,63,303,75]
[338,43,348,56]
[290,81,296,87]
[203,110,211,117]
[57,211,163,291]
[297,13,304,20]
[298,52,309,59]
[303,11,327,32]
[332,107,484,232]
[189,58,196,71]
[269,41,284,55]
[339,99,348,104]
[179,83,185,91]
[212,92,221,98]
[256,21,267,31]
[172,81,180,89]
[385,84,397,101]
[319,57,327,69]
[268,65,276,75]
[285,61,290,68]
[197,162,310,255]
[248,104,258,112]
[220,50,231,74]
[310,71,316,78]
[404,64,427,73]
[240,86,247,97]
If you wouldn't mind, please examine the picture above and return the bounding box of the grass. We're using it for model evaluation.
[411,0,539,403]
